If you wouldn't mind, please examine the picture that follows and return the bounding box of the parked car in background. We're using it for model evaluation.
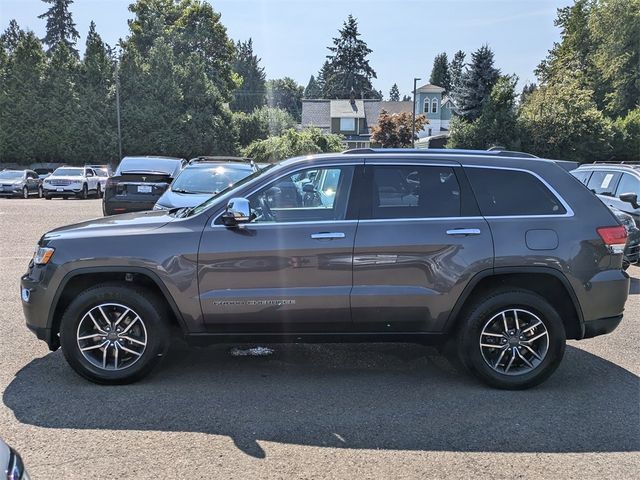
[0,169,42,198]
[154,157,257,211]
[88,164,112,197]
[572,163,640,223]
[609,207,640,269]
[22,150,630,389]
[0,437,29,479]
[42,166,101,200]
[103,156,186,216]
[33,167,55,180]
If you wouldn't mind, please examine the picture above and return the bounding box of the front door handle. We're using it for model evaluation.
[311,232,345,240]
[446,228,481,236]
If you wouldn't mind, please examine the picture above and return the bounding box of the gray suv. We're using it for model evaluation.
[20,151,630,389]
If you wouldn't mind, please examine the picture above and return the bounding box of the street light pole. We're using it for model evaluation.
[115,49,123,164]
[412,77,421,148]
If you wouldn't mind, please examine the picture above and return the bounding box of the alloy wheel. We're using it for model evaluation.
[479,308,549,376]
[76,303,148,371]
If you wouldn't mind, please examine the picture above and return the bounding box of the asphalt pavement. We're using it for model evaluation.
[0,198,638,479]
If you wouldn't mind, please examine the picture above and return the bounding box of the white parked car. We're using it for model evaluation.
[88,165,112,198]
[42,166,101,199]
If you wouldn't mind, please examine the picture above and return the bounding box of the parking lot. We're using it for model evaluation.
[0,197,638,479]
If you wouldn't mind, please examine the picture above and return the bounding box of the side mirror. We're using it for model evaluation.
[619,192,639,209]
[221,197,252,226]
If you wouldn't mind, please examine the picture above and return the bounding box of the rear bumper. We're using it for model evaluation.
[582,314,623,339]
[103,198,157,215]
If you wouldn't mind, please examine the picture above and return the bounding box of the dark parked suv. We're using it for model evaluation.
[21,151,630,389]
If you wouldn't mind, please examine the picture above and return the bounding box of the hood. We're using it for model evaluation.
[156,189,215,209]
[0,178,23,184]
[45,175,83,181]
[42,210,176,243]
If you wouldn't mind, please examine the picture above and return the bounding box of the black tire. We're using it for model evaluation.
[22,186,28,199]
[59,283,171,384]
[96,183,102,198]
[45,193,52,200]
[79,184,88,199]
[456,289,566,390]
[38,185,44,198]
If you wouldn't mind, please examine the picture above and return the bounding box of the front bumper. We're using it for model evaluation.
[43,185,83,197]
[0,185,24,196]
[21,270,60,350]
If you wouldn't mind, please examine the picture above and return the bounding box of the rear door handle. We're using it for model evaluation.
[311,232,345,240]
[446,228,481,236]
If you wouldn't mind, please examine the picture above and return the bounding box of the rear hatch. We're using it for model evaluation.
[107,172,173,201]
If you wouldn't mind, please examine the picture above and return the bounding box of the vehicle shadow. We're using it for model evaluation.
[629,276,640,294]
[3,343,639,458]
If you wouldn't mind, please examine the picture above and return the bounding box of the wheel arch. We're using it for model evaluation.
[446,267,584,340]
[49,267,187,347]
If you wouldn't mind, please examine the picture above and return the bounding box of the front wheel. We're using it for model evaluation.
[79,184,88,199]
[22,186,28,199]
[96,183,102,198]
[38,185,44,198]
[456,289,566,390]
[59,283,170,384]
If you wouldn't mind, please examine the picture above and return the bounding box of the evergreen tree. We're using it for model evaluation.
[456,45,500,121]
[304,75,322,98]
[76,21,117,163]
[38,0,80,54]
[520,82,537,105]
[429,52,451,92]
[0,31,46,163]
[401,94,411,101]
[449,50,465,99]
[322,15,377,99]
[266,77,304,121]
[0,20,24,54]
[230,38,266,113]
[389,83,400,101]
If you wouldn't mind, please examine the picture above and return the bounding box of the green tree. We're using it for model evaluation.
[243,127,343,162]
[304,75,322,98]
[449,50,465,98]
[429,52,451,92]
[612,108,640,162]
[38,0,80,54]
[448,76,521,150]
[76,21,117,164]
[519,77,613,162]
[370,110,428,148]
[266,77,304,120]
[389,83,400,101]
[230,38,266,113]
[520,82,537,105]
[401,94,411,101]
[322,15,378,99]
[0,31,46,163]
[0,19,24,54]
[457,45,500,121]
[233,106,296,148]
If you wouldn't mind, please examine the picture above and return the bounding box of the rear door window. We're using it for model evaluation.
[364,165,461,219]
[614,173,640,198]
[586,170,621,196]
[466,167,566,216]
[571,169,592,185]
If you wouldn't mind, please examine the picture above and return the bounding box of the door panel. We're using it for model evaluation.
[351,164,493,332]
[197,164,358,333]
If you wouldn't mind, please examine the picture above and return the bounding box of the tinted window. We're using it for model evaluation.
[248,166,353,223]
[615,173,640,197]
[466,168,566,216]
[172,165,252,194]
[366,165,461,219]
[571,169,591,185]
[586,170,621,196]
[116,157,182,175]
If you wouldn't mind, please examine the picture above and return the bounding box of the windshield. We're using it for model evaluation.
[116,158,181,175]
[0,171,23,180]
[188,163,277,216]
[53,168,83,176]
[93,168,108,176]
[172,165,252,194]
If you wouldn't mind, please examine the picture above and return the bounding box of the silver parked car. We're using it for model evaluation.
[0,437,29,480]
[0,170,43,199]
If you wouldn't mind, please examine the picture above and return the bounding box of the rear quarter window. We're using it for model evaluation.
[466,167,567,216]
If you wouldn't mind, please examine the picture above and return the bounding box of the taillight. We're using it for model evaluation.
[597,225,628,254]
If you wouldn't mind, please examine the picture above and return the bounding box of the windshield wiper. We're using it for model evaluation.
[172,188,197,194]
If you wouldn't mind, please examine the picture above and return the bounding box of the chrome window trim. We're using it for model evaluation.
[462,164,575,218]
[211,219,358,228]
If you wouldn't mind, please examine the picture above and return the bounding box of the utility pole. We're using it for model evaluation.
[115,52,123,164]
[412,77,421,148]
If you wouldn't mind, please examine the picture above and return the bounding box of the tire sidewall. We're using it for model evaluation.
[22,186,28,199]
[458,290,566,390]
[60,284,169,384]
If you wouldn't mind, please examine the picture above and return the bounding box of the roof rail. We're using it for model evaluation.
[591,160,640,165]
[188,156,253,164]
[342,148,538,158]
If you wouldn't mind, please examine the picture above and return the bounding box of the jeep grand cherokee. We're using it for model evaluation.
[21,150,630,389]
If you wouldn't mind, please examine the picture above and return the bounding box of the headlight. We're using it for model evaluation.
[153,204,169,211]
[33,246,55,265]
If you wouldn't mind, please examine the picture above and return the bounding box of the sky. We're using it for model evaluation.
[0,0,573,97]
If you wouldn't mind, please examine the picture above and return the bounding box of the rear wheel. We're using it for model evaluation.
[38,185,44,198]
[456,289,566,390]
[96,183,102,198]
[59,283,170,384]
